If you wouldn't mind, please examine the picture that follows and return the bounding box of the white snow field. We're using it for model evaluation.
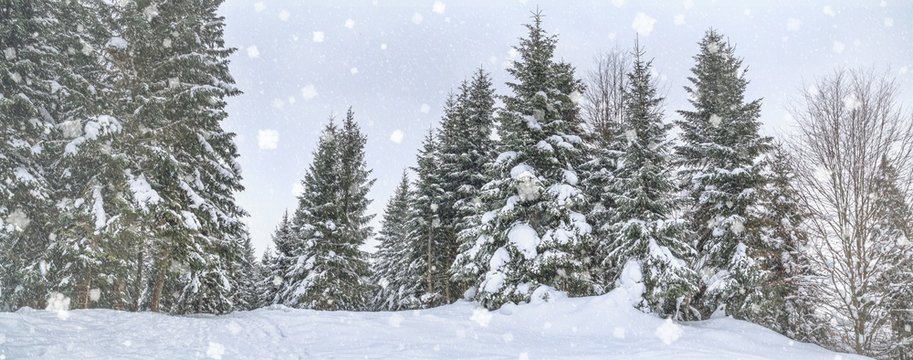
[1,288,865,359]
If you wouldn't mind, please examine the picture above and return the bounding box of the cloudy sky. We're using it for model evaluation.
[218,0,913,255]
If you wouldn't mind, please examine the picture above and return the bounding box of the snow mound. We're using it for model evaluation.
[0,290,867,359]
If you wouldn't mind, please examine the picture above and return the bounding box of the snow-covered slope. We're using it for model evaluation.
[0,289,864,359]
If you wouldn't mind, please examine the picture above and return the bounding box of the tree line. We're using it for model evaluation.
[1,2,911,358]
[259,13,913,359]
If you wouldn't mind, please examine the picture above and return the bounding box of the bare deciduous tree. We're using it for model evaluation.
[791,68,913,357]
[582,49,629,143]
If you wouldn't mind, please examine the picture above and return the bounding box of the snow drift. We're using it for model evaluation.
[0,288,865,359]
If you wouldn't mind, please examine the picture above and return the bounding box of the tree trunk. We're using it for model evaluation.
[150,248,171,313]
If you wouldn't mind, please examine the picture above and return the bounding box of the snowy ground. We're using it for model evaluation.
[1,289,864,359]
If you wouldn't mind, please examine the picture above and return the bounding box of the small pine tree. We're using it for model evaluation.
[606,41,698,318]
[262,213,294,306]
[674,29,772,319]
[371,173,422,310]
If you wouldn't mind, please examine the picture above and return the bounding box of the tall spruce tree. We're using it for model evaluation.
[606,42,697,318]
[0,0,58,309]
[756,144,820,341]
[111,0,249,314]
[280,117,372,310]
[442,69,498,298]
[674,29,772,319]
[371,172,421,310]
[871,156,913,358]
[459,12,592,309]
[407,129,450,307]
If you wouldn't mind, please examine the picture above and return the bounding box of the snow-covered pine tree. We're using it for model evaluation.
[0,0,63,310]
[870,156,913,359]
[462,12,593,309]
[335,109,375,306]
[112,0,248,314]
[281,118,372,310]
[371,172,421,310]
[578,50,629,291]
[674,29,772,319]
[442,69,498,299]
[406,129,451,307]
[256,245,276,308]
[606,41,698,318]
[755,144,821,341]
[262,212,294,306]
[44,0,143,311]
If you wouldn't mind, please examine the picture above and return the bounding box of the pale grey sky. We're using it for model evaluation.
[218,0,913,255]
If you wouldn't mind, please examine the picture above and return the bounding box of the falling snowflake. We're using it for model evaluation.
[884,17,894,27]
[632,12,657,36]
[143,4,159,21]
[89,288,101,302]
[612,0,625,7]
[674,14,685,26]
[301,84,318,100]
[842,94,861,111]
[257,129,279,150]
[432,1,446,14]
[655,318,683,345]
[389,129,404,144]
[5,209,30,230]
[709,114,722,126]
[470,307,493,327]
[278,10,290,22]
[3,47,15,60]
[246,46,260,58]
[46,292,71,320]
[420,104,431,114]
[345,18,355,29]
[350,67,358,74]
[253,2,265,12]
[822,5,835,16]
[312,31,325,43]
[411,13,424,24]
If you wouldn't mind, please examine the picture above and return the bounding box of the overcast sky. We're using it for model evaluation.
[217,0,913,255]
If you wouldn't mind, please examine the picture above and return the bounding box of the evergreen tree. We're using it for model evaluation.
[756,144,821,341]
[442,69,498,299]
[371,173,421,310]
[579,50,628,291]
[460,12,593,309]
[871,156,913,359]
[674,29,772,319]
[606,42,697,318]
[407,130,450,307]
[262,212,294,306]
[0,0,61,310]
[280,118,372,310]
[112,0,248,314]
[335,109,375,306]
